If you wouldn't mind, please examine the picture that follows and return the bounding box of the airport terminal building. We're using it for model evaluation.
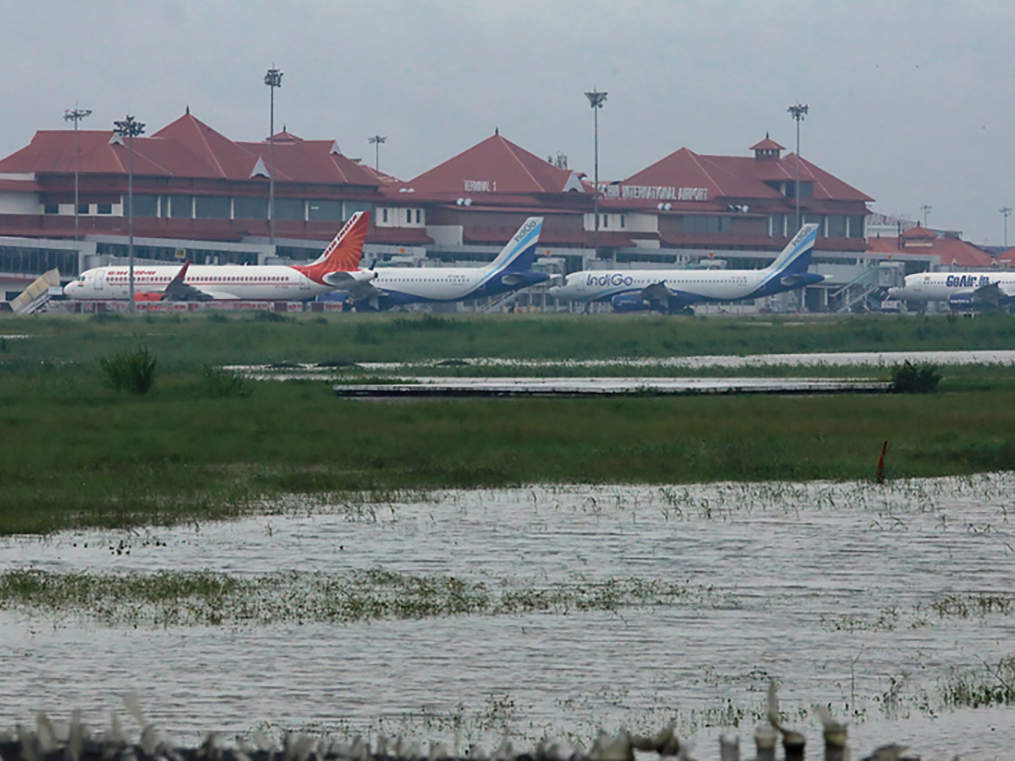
[0,111,980,311]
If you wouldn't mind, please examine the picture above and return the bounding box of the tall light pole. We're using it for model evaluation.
[920,204,932,228]
[1001,207,1012,247]
[264,66,283,245]
[64,106,91,241]
[787,103,809,231]
[585,88,607,238]
[113,115,145,313]
[368,134,386,170]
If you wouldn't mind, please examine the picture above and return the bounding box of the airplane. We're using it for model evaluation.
[887,271,1015,310]
[63,211,376,301]
[342,217,547,310]
[547,223,822,314]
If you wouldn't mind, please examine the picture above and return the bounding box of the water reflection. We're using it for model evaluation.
[2,476,1014,760]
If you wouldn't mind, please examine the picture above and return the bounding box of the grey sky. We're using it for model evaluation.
[5,0,1014,244]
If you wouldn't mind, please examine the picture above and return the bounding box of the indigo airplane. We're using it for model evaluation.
[343,217,546,310]
[64,212,375,301]
[548,223,821,314]
[887,271,1015,310]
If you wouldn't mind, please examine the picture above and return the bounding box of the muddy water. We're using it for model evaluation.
[2,475,1014,760]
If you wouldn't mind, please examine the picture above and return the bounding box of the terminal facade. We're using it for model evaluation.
[0,111,995,311]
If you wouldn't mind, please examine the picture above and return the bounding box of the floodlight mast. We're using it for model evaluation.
[112,115,145,313]
[921,204,932,228]
[585,89,607,238]
[264,67,283,245]
[368,135,387,171]
[64,106,92,242]
[787,103,809,231]
[1002,207,1013,247]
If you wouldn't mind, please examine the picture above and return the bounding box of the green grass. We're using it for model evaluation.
[4,310,1015,365]
[2,312,1015,534]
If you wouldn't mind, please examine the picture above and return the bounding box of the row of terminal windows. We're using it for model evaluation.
[0,246,80,275]
[44,197,373,222]
[379,208,424,225]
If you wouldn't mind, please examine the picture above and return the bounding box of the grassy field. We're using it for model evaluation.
[3,309,1015,364]
[1,311,1014,534]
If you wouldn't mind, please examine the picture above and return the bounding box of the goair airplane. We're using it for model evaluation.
[343,217,547,310]
[63,211,375,301]
[548,223,822,314]
[887,271,1015,310]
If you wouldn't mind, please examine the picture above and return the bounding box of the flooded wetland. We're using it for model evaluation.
[2,475,1014,760]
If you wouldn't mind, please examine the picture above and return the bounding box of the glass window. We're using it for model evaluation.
[77,202,89,214]
[382,208,389,223]
[827,215,847,237]
[235,197,268,219]
[848,215,866,239]
[307,200,342,220]
[170,196,193,218]
[44,203,59,214]
[274,198,304,220]
[681,215,732,234]
[344,200,373,217]
[786,181,813,199]
[415,209,422,224]
[132,194,158,217]
[195,196,230,219]
[98,203,112,215]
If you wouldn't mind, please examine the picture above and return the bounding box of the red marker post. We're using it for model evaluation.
[876,441,888,484]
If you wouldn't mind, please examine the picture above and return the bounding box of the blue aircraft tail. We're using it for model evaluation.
[488,217,543,273]
[767,223,819,277]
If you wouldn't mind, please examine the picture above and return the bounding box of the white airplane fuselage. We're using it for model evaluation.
[364,266,547,307]
[549,224,822,313]
[888,272,1015,302]
[64,264,334,300]
[552,268,766,302]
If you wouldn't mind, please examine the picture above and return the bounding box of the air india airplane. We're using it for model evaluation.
[63,211,376,301]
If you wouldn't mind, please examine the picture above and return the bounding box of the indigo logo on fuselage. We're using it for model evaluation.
[587,273,634,287]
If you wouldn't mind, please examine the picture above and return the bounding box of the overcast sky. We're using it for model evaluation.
[4,0,1014,244]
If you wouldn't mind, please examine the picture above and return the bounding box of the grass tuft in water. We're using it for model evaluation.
[0,569,710,627]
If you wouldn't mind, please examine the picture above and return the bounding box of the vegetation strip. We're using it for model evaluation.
[3,313,1015,534]
[0,569,708,626]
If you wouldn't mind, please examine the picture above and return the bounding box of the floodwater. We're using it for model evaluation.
[332,377,889,396]
[225,349,1015,379]
[2,475,1015,760]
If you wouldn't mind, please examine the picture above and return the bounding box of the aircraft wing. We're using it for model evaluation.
[641,282,698,314]
[970,281,1015,305]
[161,262,216,301]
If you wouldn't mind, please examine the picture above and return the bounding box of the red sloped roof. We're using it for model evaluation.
[405,133,577,195]
[620,147,873,205]
[750,136,785,151]
[866,235,995,267]
[0,112,381,189]
[152,113,259,178]
[996,247,1015,265]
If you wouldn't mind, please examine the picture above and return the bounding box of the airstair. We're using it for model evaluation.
[9,269,61,314]
[829,267,882,313]
[481,289,525,313]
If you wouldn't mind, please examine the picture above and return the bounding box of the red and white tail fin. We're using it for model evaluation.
[311,211,369,270]
[294,211,369,284]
